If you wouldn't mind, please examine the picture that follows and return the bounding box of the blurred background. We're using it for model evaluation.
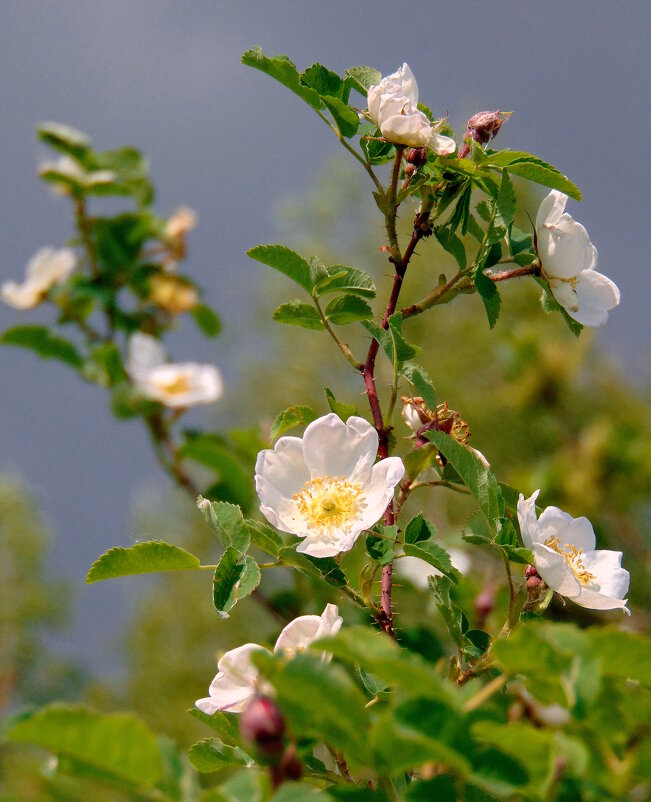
[0,2,649,797]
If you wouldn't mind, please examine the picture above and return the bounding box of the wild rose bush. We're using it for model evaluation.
[2,51,648,802]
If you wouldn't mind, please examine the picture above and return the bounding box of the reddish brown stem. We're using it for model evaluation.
[488,266,537,282]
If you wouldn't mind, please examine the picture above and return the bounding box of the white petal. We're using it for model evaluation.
[358,456,405,530]
[571,269,620,326]
[516,490,541,549]
[1,280,41,309]
[532,543,581,597]
[581,550,630,599]
[274,615,321,654]
[573,588,630,614]
[198,676,256,714]
[367,84,382,125]
[127,332,167,373]
[255,476,301,534]
[315,603,343,640]
[537,505,575,541]
[536,190,567,230]
[296,534,357,558]
[428,132,456,155]
[217,643,266,683]
[380,109,432,148]
[538,226,595,280]
[558,516,597,553]
[255,436,310,498]
[302,414,378,483]
[396,63,419,104]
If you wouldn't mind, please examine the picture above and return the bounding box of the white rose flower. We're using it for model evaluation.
[195,605,342,714]
[126,332,222,409]
[273,602,342,658]
[367,63,455,154]
[255,413,405,558]
[535,190,620,326]
[517,490,630,614]
[2,247,76,309]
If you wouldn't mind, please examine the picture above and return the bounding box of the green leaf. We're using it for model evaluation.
[403,542,460,582]
[493,169,516,238]
[313,265,376,298]
[271,405,318,440]
[325,387,357,420]
[254,652,370,760]
[429,576,467,649]
[197,499,251,554]
[300,63,344,98]
[403,445,439,480]
[241,48,323,111]
[247,244,313,292]
[192,304,222,337]
[0,325,83,369]
[188,738,253,773]
[362,315,420,370]
[448,182,472,234]
[317,627,458,705]
[322,95,359,138]
[589,629,651,686]
[37,121,91,160]
[345,65,381,95]
[273,785,336,801]
[278,546,347,589]
[273,301,324,329]
[474,269,501,329]
[325,294,373,324]
[425,430,503,534]
[86,541,201,584]
[180,436,253,509]
[7,703,163,787]
[400,363,438,410]
[188,708,240,745]
[308,255,329,287]
[404,513,437,545]
[213,768,268,802]
[485,150,582,200]
[366,525,397,566]
[245,519,283,558]
[212,548,261,618]
[434,227,466,270]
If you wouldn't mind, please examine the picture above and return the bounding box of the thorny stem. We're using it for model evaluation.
[488,265,538,282]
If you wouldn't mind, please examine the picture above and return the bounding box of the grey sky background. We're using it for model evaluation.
[1,1,649,676]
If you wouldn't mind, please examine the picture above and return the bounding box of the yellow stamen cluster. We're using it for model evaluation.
[294,475,364,532]
[544,534,595,585]
[157,374,192,395]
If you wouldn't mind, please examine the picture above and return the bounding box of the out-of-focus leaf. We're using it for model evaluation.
[0,325,83,369]
[188,738,253,773]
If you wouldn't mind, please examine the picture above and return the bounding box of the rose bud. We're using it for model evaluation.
[474,587,495,627]
[404,147,428,167]
[458,110,511,158]
[526,575,543,591]
[239,696,286,762]
[524,564,538,579]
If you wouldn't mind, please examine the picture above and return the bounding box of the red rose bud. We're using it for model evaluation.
[525,564,538,579]
[240,696,286,762]
[474,587,495,625]
[526,575,542,591]
[405,147,428,166]
[465,110,512,145]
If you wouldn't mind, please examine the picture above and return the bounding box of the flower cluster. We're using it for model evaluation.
[535,190,620,326]
[367,63,455,154]
[126,332,222,409]
[518,490,630,614]
[195,604,342,714]
[255,414,404,558]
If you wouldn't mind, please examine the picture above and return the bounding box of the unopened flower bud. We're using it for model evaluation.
[525,564,538,579]
[526,575,542,591]
[405,147,428,167]
[465,110,512,145]
[474,587,495,626]
[240,696,286,762]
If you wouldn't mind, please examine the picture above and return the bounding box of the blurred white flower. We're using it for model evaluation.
[149,274,199,314]
[274,603,342,658]
[367,63,455,154]
[1,247,76,309]
[535,190,620,326]
[38,155,116,193]
[518,490,630,614]
[255,413,404,558]
[397,550,471,590]
[195,605,342,715]
[165,206,197,240]
[126,332,222,409]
